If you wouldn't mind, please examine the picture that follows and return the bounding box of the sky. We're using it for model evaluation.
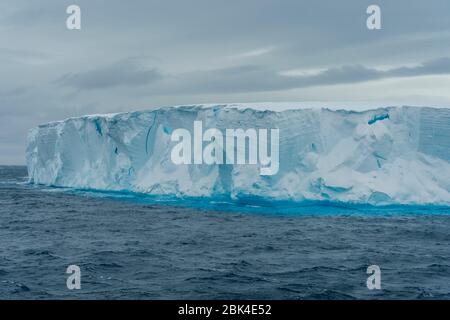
[1,0,450,164]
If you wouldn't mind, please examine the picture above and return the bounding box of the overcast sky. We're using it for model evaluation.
[1,0,450,164]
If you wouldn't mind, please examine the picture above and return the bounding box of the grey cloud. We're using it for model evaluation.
[293,57,450,87]
[0,47,52,65]
[54,60,162,90]
[385,57,450,77]
[2,86,31,97]
[152,57,450,95]
[53,56,448,96]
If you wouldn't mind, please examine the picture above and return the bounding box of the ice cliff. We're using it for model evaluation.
[26,105,450,205]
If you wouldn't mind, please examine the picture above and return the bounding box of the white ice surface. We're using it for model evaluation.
[26,104,450,205]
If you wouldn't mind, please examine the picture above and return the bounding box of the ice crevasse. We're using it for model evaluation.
[26,104,450,205]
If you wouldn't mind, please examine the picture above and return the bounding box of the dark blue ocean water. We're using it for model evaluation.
[1,166,450,299]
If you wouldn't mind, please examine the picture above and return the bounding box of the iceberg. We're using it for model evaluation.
[26,104,450,205]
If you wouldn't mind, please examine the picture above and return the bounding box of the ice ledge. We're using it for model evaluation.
[27,104,450,206]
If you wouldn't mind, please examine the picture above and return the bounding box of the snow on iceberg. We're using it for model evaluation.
[26,104,450,205]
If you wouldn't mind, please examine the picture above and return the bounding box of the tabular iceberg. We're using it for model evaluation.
[26,104,450,205]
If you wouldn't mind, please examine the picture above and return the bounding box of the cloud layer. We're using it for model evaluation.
[55,60,162,90]
[54,57,450,94]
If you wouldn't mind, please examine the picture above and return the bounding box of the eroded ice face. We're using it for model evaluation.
[26,105,450,205]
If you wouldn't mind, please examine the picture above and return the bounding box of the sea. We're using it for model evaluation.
[1,165,450,299]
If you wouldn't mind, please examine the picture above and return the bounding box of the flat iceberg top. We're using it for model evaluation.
[27,105,450,206]
[189,102,446,112]
[39,102,449,126]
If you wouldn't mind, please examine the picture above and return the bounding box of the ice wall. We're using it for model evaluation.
[26,105,450,205]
